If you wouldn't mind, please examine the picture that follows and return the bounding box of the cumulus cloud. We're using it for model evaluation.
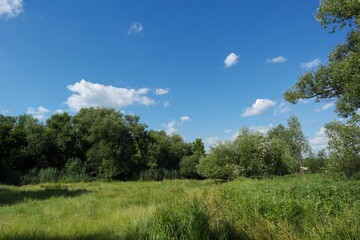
[66,79,155,111]
[155,88,169,95]
[27,106,50,121]
[204,136,222,147]
[301,58,321,70]
[128,22,143,35]
[54,109,65,114]
[0,0,23,18]
[224,52,239,68]
[316,102,334,112]
[267,56,287,64]
[180,116,191,123]
[164,120,178,136]
[242,99,276,117]
[309,127,328,152]
[249,124,274,134]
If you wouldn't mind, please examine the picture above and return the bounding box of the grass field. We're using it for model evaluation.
[0,175,359,239]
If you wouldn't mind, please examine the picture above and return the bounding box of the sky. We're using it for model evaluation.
[0,0,349,151]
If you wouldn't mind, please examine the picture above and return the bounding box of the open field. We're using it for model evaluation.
[0,175,359,239]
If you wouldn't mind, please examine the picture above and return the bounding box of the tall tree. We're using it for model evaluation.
[284,0,360,120]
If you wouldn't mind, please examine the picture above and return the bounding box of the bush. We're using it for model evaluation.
[139,168,180,181]
[21,168,39,185]
[180,154,202,179]
[38,167,60,183]
[197,143,240,181]
[62,158,89,182]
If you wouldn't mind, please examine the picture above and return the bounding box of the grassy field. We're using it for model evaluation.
[0,175,359,239]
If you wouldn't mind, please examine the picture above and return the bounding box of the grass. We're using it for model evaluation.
[0,175,359,239]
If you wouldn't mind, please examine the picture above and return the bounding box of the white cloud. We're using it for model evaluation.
[224,52,239,68]
[224,129,232,134]
[316,102,334,112]
[299,99,310,104]
[66,79,155,112]
[0,109,9,114]
[180,116,191,123]
[242,99,276,117]
[249,124,274,134]
[278,101,291,114]
[155,88,169,95]
[128,22,143,35]
[54,109,65,114]
[309,127,328,152]
[163,100,170,109]
[204,136,222,146]
[164,120,178,136]
[0,0,23,18]
[267,56,287,64]
[301,58,321,70]
[27,106,50,121]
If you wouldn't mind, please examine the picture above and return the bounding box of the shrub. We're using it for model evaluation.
[38,167,60,183]
[197,143,240,181]
[180,153,202,179]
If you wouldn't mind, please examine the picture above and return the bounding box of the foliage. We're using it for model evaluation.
[197,142,240,181]
[303,150,328,173]
[325,121,360,178]
[179,153,202,179]
[0,108,193,184]
[284,0,360,120]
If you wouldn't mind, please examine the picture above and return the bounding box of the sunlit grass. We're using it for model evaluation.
[0,175,359,239]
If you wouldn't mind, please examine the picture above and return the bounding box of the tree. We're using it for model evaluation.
[284,0,360,120]
[283,0,360,178]
[325,121,360,178]
[180,138,205,179]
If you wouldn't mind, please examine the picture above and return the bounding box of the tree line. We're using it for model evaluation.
[0,108,205,184]
[0,109,330,184]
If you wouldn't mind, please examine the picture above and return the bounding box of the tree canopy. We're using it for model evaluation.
[284,0,360,120]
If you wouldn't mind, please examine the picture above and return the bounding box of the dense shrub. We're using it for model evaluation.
[179,153,202,179]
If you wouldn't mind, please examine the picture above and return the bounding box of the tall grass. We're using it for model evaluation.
[0,175,359,239]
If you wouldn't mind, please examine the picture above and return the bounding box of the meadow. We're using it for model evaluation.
[0,175,359,239]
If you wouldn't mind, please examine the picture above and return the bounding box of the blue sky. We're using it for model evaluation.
[0,0,348,151]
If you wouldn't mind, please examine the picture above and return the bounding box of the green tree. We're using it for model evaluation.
[284,0,360,120]
[197,142,239,181]
[192,138,205,156]
[325,121,360,178]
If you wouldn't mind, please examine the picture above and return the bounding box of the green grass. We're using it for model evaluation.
[0,175,359,239]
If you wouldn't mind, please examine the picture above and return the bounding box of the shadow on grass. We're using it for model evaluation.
[0,187,88,206]
[2,232,147,240]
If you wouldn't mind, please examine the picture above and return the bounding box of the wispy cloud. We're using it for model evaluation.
[163,100,170,109]
[66,79,155,112]
[242,99,276,117]
[249,124,274,134]
[180,116,191,123]
[276,101,291,114]
[309,127,328,152]
[267,56,287,64]
[27,106,50,121]
[128,22,143,35]
[155,88,169,95]
[0,0,23,18]
[224,129,232,134]
[224,52,239,68]
[301,58,321,70]
[316,102,334,112]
